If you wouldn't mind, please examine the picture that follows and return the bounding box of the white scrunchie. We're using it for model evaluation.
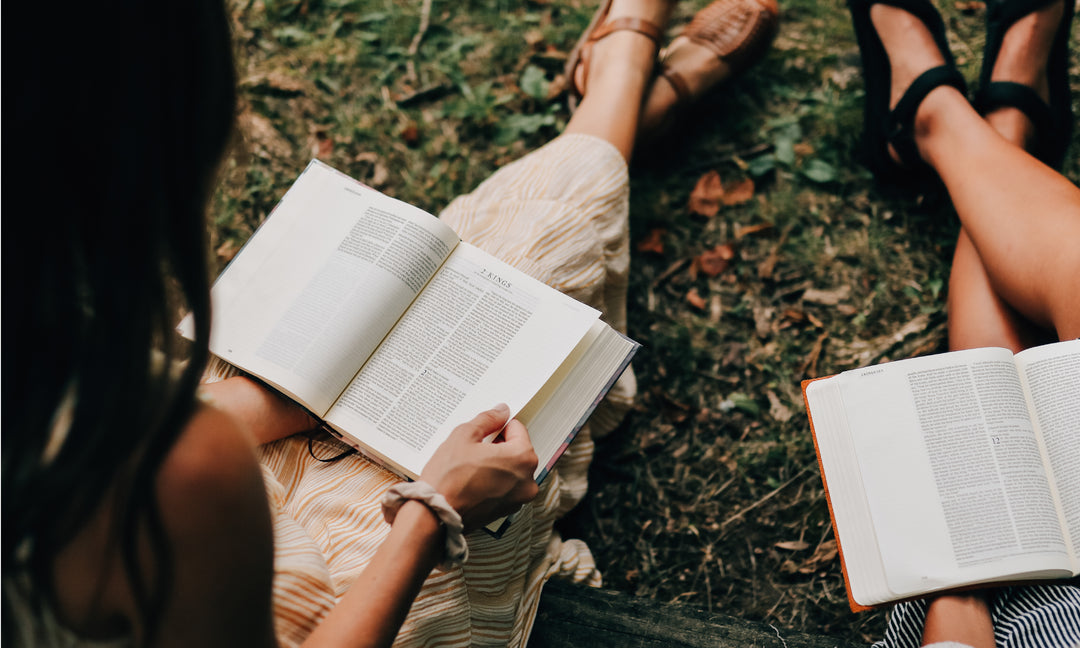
[380,481,468,570]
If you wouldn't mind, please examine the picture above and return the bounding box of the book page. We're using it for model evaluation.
[204,161,460,415]
[805,378,893,607]
[839,348,1071,597]
[325,242,600,476]
[1016,339,1080,568]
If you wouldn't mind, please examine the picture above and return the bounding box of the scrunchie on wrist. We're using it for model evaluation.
[380,481,468,570]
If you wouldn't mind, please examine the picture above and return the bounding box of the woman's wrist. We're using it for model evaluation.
[381,482,467,569]
[390,500,447,569]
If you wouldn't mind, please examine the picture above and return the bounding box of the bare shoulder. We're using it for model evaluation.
[151,403,278,648]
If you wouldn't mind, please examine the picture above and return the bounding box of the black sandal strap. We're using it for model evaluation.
[974,81,1054,130]
[888,65,967,168]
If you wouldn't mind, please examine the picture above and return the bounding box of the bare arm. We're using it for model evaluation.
[300,404,539,648]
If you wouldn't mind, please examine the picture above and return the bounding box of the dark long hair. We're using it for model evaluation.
[3,1,236,643]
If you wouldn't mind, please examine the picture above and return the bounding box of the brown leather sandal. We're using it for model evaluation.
[643,0,779,142]
[564,0,667,112]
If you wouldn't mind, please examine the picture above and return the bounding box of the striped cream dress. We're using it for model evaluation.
[256,133,636,647]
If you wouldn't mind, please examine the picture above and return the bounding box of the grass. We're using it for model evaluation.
[216,0,1080,642]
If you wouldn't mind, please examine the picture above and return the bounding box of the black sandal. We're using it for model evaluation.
[974,0,1074,169]
[849,0,967,185]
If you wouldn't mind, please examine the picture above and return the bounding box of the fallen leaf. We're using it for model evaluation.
[311,130,333,158]
[400,121,420,146]
[238,109,292,160]
[695,243,735,276]
[637,228,666,254]
[216,239,239,264]
[753,304,774,339]
[709,294,722,323]
[767,390,794,423]
[806,311,825,328]
[735,222,774,239]
[793,141,815,157]
[686,288,706,310]
[354,152,390,188]
[688,170,724,217]
[798,539,839,574]
[774,540,810,551]
[721,177,755,206]
[802,285,851,305]
[800,331,829,377]
[954,0,985,11]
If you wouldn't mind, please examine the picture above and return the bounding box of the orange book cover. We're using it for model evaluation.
[801,376,875,613]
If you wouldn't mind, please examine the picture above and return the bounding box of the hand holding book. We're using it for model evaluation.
[419,404,540,532]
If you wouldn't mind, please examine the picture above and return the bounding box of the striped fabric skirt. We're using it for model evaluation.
[873,584,1080,648]
[256,133,636,647]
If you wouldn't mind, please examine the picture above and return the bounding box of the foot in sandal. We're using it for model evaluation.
[976,0,1073,165]
[565,0,677,111]
[636,0,779,146]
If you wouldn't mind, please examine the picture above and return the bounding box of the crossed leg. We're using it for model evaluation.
[871,2,1080,352]
[947,0,1070,352]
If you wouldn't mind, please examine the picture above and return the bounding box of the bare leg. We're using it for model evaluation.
[563,0,674,161]
[872,4,1080,341]
[921,594,996,648]
[946,2,1065,351]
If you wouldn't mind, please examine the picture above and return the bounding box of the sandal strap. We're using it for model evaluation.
[974,81,1054,130]
[590,16,665,45]
[658,64,692,105]
[888,65,967,168]
[974,81,1056,161]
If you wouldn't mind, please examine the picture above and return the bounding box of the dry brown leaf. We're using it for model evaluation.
[793,141,815,157]
[686,288,706,310]
[806,311,825,328]
[735,222,774,239]
[637,228,666,255]
[767,390,794,422]
[216,239,239,264]
[721,177,755,206]
[803,285,851,305]
[241,71,309,95]
[311,131,333,158]
[800,331,829,377]
[774,540,810,551]
[798,539,839,574]
[695,243,735,277]
[400,121,420,146]
[709,294,722,323]
[354,152,390,188]
[753,304,774,339]
[688,170,723,217]
[238,109,292,160]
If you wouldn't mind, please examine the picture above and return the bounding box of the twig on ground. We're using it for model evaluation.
[406,0,434,85]
[720,465,814,531]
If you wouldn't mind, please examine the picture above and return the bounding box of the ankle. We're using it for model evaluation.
[912,85,968,164]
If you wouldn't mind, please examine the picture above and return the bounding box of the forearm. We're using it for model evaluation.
[301,501,444,648]
[199,376,317,445]
[922,592,994,648]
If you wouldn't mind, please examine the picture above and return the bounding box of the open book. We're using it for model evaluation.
[186,159,638,489]
[802,339,1079,610]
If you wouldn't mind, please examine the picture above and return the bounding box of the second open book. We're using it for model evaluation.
[803,339,1079,610]
[194,160,638,485]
